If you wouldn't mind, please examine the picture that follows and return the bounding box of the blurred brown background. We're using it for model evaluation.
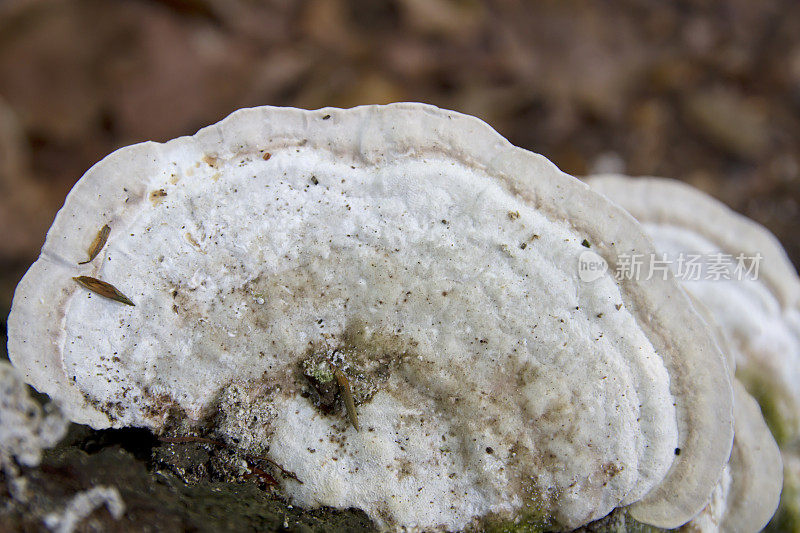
[2,0,800,346]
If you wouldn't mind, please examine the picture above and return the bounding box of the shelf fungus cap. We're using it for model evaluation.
[722,381,783,532]
[682,381,782,533]
[589,175,800,448]
[9,105,732,531]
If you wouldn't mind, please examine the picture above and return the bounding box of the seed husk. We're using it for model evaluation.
[78,224,110,264]
[73,276,135,306]
[334,367,359,431]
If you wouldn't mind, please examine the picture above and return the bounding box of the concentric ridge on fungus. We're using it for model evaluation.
[8,104,733,531]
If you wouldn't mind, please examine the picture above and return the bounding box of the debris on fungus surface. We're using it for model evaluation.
[589,174,794,532]
[8,105,736,531]
[77,224,110,265]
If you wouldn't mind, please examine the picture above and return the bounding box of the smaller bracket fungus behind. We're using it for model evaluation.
[589,174,798,530]
[588,175,800,445]
[0,360,67,503]
[0,361,67,469]
[682,287,781,531]
[680,381,782,533]
[9,105,733,531]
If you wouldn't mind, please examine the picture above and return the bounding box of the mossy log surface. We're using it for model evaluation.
[0,425,376,532]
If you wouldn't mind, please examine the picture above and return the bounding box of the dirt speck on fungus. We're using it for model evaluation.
[149,188,167,205]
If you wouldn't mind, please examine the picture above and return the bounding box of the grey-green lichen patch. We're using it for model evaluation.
[301,353,340,416]
[482,513,551,533]
[303,355,335,385]
[740,370,791,447]
[299,332,395,430]
[573,508,665,533]
[480,497,555,533]
[305,324,403,404]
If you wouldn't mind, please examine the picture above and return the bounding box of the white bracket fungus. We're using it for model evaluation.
[0,361,67,502]
[43,485,125,533]
[589,174,793,532]
[8,105,733,531]
[680,381,782,533]
[589,176,800,443]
